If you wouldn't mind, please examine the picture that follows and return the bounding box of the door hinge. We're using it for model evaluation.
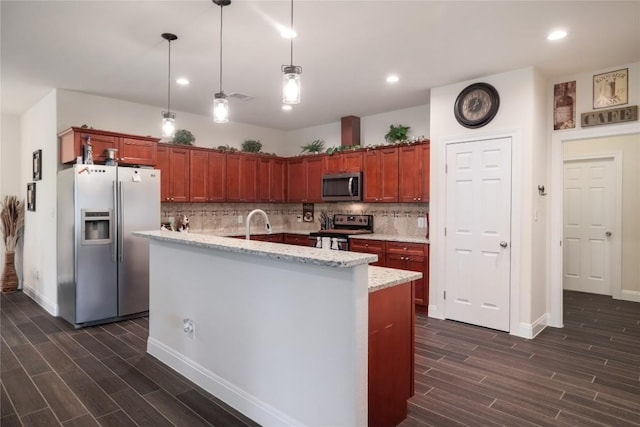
[444,291,446,300]
[445,163,448,173]
[444,227,447,236]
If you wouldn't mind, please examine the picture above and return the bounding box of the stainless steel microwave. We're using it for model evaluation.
[322,172,362,201]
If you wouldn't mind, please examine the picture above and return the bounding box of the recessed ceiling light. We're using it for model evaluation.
[547,30,567,41]
[386,74,399,83]
[281,28,297,39]
[176,77,190,86]
[282,104,292,111]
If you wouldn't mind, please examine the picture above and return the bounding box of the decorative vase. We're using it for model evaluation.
[2,251,19,293]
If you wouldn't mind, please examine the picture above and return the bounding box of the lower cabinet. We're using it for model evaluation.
[250,233,284,243]
[369,281,414,426]
[283,234,310,246]
[350,239,386,267]
[351,239,429,311]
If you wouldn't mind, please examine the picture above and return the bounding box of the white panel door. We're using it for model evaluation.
[563,158,614,295]
[445,138,512,332]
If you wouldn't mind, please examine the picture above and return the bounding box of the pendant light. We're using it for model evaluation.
[213,0,230,123]
[282,0,302,105]
[161,33,178,138]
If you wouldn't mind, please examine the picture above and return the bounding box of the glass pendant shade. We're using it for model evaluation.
[161,111,176,138]
[213,92,229,123]
[282,66,301,105]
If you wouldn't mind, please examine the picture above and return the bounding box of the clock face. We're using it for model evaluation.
[454,83,500,128]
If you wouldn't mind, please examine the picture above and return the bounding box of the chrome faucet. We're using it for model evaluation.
[246,209,272,240]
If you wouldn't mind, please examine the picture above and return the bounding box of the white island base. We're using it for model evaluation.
[136,231,379,426]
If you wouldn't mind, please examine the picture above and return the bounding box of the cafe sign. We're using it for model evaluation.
[581,105,638,127]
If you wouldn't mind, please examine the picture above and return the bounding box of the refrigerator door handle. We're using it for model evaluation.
[118,181,123,262]
[112,181,117,262]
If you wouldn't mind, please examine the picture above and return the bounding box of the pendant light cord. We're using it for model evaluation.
[219,4,224,92]
[167,39,171,113]
[289,0,294,66]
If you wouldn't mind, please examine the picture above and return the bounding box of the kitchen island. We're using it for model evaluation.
[135,230,420,427]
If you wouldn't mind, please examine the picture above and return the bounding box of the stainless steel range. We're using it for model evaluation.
[309,214,373,250]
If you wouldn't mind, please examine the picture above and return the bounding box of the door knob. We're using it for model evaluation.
[500,241,508,248]
[606,231,612,237]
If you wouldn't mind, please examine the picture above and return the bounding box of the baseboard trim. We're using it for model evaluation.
[617,290,640,303]
[147,337,302,427]
[22,285,58,316]
[427,304,444,319]
[516,313,549,339]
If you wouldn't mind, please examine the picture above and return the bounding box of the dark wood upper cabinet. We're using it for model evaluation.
[58,127,158,166]
[363,147,399,202]
[157,144,189,202]
[189,149,225,203]
[257,156,287,203]
[227,153,257,202]
[325,151,363,174]
[288,155,325,203]
[399,142,430,203]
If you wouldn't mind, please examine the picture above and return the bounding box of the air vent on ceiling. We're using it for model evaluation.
[227,92,254,101]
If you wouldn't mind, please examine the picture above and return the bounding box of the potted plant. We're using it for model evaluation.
[384,124,410,143]
[241,139,262,153]
[300,139,325,154]
[1,195,24,293]
[173,129,195,146]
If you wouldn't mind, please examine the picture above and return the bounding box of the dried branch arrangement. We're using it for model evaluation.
[1,195,25,252]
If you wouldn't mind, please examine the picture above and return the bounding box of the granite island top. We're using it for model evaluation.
[368,266,422,293]
[134,230,376,268]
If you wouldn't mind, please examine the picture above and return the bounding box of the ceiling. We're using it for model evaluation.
[2,1,639,131]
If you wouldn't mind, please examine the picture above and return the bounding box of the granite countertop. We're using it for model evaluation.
[134,230,377,268]
[195,229,428,244]
[349,233,430,245]
[368,266,422,293]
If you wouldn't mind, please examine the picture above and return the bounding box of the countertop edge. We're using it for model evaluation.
[135,230,377,268]
[368,266,422,293]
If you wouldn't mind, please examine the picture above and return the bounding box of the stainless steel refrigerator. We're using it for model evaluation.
[57,165,160,327]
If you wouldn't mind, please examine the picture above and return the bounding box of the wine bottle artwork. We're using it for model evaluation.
[553,81,576,130]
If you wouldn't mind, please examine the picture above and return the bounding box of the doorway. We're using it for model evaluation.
[562,156,618,295]
[444,137,512,332]
[561,134,639,304]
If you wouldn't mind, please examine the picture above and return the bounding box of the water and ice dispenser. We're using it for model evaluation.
[81,209,112,245]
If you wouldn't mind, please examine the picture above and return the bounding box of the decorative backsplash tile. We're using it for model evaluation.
[161,202,429,237]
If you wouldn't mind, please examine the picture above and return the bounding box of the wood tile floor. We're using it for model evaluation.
[400,291,640,427]
[1,290,639,426]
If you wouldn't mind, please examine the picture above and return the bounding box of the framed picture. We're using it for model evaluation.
[32,149,42,181]
[27,182,36,211]
[553,81,576,130]
[593,68,628,109]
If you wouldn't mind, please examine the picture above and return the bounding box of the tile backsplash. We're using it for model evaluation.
[161,202,429,238]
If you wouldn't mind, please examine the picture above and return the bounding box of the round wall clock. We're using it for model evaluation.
[454,82,500,128]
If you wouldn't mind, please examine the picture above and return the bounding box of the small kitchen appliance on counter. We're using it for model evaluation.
[309,214,373,250]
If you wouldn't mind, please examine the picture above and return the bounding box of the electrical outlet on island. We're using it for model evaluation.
[237,215,243,224]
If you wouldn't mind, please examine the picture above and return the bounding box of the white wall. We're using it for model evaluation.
[56,90,287,155]
[282,104,430,157]
[549,61,640,320]
[429,67,548,338]
[21,90,58,313]
[147,238,368,426]
[1,114,23,283]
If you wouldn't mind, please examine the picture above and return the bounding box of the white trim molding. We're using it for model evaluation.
[619,290,640,303]
[518,312,549,339]
[148,338,304,427]
[23,285,58,316]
